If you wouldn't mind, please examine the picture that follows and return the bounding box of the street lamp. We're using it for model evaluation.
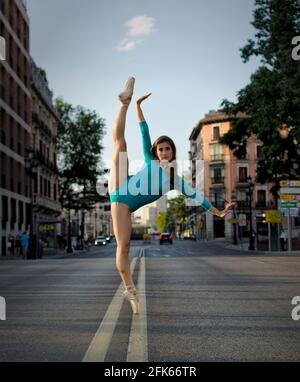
[231,190,238,245]
[247,176,255,251]
[24,148,39,259]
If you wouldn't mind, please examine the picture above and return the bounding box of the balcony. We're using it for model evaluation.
[211,154,224,162]
[33,150,59,174]
[211,176,224,185]
[33,195,62,213]
[255,201,277,209]
[236,177,249,186]
[237,200,249,209]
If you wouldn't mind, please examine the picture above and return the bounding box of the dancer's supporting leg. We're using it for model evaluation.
[108,78,138,313]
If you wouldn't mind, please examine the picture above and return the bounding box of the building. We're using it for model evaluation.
[0,0,31,256]
[189,110,276,241]
[30,59,61,245]
[139,195,168,228]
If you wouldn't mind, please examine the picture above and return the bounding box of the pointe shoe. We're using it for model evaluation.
[118,77,135,105]
[122,286,140,314]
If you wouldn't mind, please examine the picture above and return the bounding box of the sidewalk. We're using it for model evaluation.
[0,247,91,260]
[211,238,300,255]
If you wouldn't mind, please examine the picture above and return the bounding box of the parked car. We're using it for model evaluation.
[94,236,107,246]
[105,235,112,243]
[160,233,173,245]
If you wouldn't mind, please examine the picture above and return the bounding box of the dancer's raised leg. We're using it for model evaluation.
[109,77,139,314]
[108,77,135,193]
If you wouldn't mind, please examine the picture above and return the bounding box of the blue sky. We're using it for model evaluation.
[27,0,260,173]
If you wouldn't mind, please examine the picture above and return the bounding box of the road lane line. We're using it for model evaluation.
[252,259,266,264]
[127,248,148,362]
[82,254,138,362]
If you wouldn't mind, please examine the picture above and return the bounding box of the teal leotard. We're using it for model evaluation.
[109,121,213,213]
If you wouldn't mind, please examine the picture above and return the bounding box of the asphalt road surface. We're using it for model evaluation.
[0,239,299,362]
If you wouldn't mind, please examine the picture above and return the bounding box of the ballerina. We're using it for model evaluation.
[108,77,234,314]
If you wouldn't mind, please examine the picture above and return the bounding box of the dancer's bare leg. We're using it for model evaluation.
[108,77,135,193]
[110,202,133,288]
[108,78,137,309]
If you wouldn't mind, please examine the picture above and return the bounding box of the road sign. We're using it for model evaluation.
[281,201,297,208]
[280,180,300,187]
[280,187,300,194]
[238,214,247,226]
[228,219,238,224]
[280,194,294,201]
[265,210,281,223]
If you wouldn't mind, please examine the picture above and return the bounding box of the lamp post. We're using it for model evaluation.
[62,189,74,254]
[231,190,238,245]
[24,148,39,259]
[247,176,255,251]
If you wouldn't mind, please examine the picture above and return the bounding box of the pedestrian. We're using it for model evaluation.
[15,234,22,256]
[108,77,235,314]
[20,231,29,259]
[7,235,15,256]
[280,230,287,251]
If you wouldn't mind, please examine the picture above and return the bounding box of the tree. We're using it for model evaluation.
[219,0,300,201]
[166,195,188,234]
[155,212,167,233]
[55,98,107,246]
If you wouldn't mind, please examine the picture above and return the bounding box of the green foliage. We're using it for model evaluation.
[155,212,167,233]
[55,97,107,209]
[219,0,300,198]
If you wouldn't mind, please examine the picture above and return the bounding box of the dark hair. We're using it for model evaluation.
[150,135,176,161]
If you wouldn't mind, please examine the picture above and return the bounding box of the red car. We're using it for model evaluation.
[160,233,173,245]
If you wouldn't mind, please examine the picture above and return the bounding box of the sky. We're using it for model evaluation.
[26,0,260,175]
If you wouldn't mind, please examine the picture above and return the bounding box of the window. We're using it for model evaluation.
[257,190,266,207]
[213,126,220,140]
[53,184,57,201]
[2,196,8,229]
[11,198,16,229]
[19,201,24,224]
[257,145,263,159]
[238,167,247,182]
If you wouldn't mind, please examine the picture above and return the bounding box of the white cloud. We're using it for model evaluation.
[126,15,155,37]
[116,38,139,52]
[116,15,156,52]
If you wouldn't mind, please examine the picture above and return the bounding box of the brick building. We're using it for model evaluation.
[189,110,276,241]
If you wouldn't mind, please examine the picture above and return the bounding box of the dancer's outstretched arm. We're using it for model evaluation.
[136,94,152,162]
[175,174,234,218]
[136,93,151,122]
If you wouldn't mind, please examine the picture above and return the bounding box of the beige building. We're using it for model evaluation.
[189,110,276,241]
[30,59,61,242]
[139,195,168,228]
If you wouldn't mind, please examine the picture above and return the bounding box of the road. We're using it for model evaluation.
[0,239,299,362]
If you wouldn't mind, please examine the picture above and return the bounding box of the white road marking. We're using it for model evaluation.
[127,248,148,362]
[252,259,266,264]
[82,254,139,362]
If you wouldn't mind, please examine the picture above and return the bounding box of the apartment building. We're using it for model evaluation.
[0,0,31,256]
[30,58,61,242]
[189,110,276,241]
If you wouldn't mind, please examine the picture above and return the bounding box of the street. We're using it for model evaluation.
[0,240,300,362]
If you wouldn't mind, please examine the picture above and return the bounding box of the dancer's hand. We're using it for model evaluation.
[136,93,152,105]
[209,202,235,218]
[220,202,236,218]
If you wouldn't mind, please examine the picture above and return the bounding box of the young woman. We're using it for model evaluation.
[108,77,234,314]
